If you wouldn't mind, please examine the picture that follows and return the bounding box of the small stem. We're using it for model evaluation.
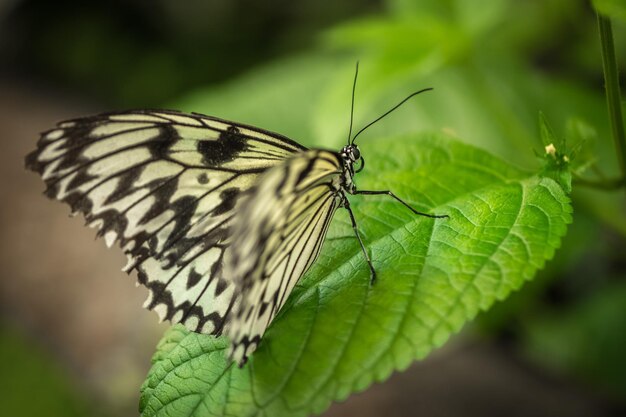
[597,14,626,183]
[573,176,625,190]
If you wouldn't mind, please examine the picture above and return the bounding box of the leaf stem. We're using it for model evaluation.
[597,13,626,185]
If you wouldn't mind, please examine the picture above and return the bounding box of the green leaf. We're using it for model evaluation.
[593,0,626,23]
[140,133,572,417]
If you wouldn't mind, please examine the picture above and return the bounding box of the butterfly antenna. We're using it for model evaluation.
[351,87,433,145]
[347,61,359,146]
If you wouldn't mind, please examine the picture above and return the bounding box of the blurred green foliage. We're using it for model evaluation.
[0,321,105,417]
[4,0,626,413]
[593,0,626,23]
[525,280,626,399]
[1,0,380,106]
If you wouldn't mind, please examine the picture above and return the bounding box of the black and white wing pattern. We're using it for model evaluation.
[26,110,306,335]
[225,150,344,364]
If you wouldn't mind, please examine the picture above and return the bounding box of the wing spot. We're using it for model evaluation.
[213,188,238,215]
[186,268,203,289]
[197,126,246,165]
[215,278,228,296]
[197,173,209,184]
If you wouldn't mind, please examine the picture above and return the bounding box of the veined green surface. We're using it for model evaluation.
[140,133,572,417]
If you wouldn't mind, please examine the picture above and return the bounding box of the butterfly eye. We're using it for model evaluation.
[354,156,365,173]
[351,147,361,161]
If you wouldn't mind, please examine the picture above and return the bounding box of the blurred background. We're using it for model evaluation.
[1,0,625,416]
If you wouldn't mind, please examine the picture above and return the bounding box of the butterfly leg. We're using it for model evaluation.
[353,190,449,219]
[342,197,377,284]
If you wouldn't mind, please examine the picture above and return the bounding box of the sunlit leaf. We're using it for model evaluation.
[140,133,572,417]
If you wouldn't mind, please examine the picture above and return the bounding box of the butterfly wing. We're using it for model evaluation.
[225,150,344,364]
[26,109,306,334]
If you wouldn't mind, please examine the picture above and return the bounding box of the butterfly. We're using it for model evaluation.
[25,64,447,366]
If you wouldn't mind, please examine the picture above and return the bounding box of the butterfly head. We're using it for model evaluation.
[341,144,365,176]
